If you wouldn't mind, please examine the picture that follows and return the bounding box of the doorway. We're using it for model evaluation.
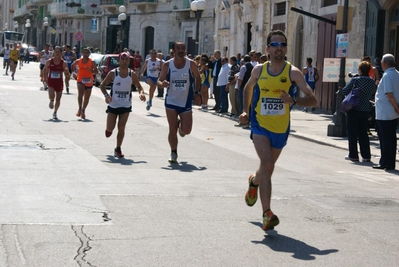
[144,27,154,57]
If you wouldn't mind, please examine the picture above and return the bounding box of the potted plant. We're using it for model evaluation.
[76,3,82,7]
[10,8,15,13]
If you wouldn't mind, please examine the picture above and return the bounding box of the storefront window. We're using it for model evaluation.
[391,3,399,22]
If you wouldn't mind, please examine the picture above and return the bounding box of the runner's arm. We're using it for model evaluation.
[157,62,170,88]
[43,60,51,82]
[141,60,147,76]
[100,70,115,102]
[287,66,317,107]
[91,61,98,75]
[132,71,146,102]
[63,62,70,78]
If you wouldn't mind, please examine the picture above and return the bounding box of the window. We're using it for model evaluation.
[274,2,286,16]
[322,0,337,7]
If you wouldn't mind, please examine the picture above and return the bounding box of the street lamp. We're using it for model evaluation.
[190,0,206,55]
[4,23,8,31]
[25,19,31,44]
[43,17,48,48]
[14,21,18,31]
[118,5,127,50]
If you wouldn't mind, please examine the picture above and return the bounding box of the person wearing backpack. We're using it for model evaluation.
[340,61,376,162]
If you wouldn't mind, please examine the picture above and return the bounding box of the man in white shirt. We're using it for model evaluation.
[216,57,231,113]
[373,54,399,170]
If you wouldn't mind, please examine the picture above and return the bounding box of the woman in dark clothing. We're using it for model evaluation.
[341,61,376,162]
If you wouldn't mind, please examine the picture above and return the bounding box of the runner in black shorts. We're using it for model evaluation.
[100,52,146,158]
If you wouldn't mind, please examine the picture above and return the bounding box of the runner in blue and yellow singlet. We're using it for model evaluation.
[239,30,317,232]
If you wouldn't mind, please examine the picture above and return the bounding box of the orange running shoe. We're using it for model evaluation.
[262,210,279,231]
[245,174,258,206]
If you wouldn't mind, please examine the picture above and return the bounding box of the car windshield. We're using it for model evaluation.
[28,47,37,53]
[109,57,119,67]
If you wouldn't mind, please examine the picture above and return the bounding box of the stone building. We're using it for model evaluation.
[214,0,399,111]
[100,0,216,57]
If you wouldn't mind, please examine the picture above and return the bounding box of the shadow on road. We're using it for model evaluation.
[104,155,147,165]
[43,119,69,123]
[250,222,338,260]
[146,113,162,118]
[162,161,207,172]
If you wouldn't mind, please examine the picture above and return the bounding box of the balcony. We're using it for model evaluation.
[31,0,54,5]
[129,0,158,12]
[13,4,30,20]
[100,0,127,13]
[129,0,158,2]
[49,2,70,18]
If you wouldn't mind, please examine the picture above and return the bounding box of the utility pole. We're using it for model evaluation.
[327,0,349,137]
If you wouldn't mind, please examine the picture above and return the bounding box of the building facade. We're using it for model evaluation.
[100,0,215,56]
[213,0,399,111]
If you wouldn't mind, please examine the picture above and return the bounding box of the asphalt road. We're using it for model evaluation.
[0,60,398,267]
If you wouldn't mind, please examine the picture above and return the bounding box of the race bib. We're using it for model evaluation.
[115,91,128,101]
[82,77,91,84]
[173,80,187,91]
[260,97,285,116]
[65,59,71,64]
[50,72,61,79]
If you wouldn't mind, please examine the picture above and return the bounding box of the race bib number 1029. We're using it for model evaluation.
[260,97,285,116]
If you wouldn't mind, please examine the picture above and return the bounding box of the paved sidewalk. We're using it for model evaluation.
[289,107,383,160]
[143,83,395,163]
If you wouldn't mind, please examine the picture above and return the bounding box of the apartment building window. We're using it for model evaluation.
[322,0,337,7]
[274,2,286,16]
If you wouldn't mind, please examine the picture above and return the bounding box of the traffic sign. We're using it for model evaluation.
[336,33,349,58]
[51,28,56,35]
[74,31,83,41]
[322,58,361,83]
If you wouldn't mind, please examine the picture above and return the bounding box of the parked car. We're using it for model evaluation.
[21,44,39,62]
[95,54,136,90]
[89,53,104,85]
[26,46,40,62]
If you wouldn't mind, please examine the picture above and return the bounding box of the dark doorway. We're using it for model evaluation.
[106,16,130,54]
[246,23,252,53]
[365,0,385,60]
[144,27,154,57]
[187,37,197,56]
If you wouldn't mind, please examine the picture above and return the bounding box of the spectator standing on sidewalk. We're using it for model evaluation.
[302,57,319,112]
[199,56,211,110]
[239,30,317,231]
[216,57,231,114]
[340,61,376,162]
[156,52,165,98]
[235,55,253,126]
[227,56,240,116]
[373,54,399,170]
[209,50,222,111]
[133,51,143,77]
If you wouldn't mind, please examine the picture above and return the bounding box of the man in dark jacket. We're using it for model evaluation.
[236,55,253,116]
[208,50,222,111]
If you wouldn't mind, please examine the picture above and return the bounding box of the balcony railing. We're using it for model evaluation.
[100,0,125,5]
[129,0,158,3]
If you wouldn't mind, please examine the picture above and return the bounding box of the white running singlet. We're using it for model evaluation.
[146,58,161,78]
[109,68,132,109]
[3,48,10,60]
[165,59,191,108]
[40,50,52,65]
